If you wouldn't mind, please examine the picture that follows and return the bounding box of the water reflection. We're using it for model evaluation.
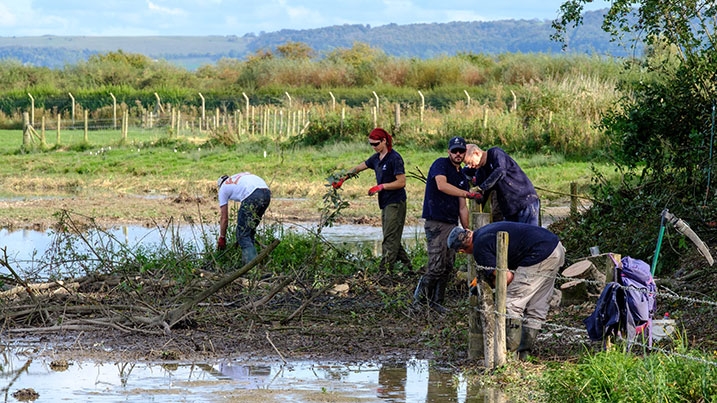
[0,348,501,402]
[0,223,425,276]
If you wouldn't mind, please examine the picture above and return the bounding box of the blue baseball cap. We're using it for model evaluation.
[447,226,471,250]
[448,136,467,151]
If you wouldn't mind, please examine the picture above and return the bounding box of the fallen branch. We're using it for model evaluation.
[162,239,280,329]
[281,281,336,324]
[238,276,294,311]
[266,331,287,364]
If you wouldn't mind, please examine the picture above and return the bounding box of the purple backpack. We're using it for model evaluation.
[615,256,657,344]
[585,255,657,346]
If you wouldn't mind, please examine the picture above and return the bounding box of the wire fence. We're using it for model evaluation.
[469,262,717,368]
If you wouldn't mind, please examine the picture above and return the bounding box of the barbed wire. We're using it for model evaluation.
[470,263,717,308]
[469,304,717,367]
[465,261,717,367]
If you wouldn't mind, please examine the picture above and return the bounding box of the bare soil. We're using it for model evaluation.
[1,194,715,372]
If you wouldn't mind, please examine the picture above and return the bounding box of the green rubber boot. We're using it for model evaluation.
[506,318,522,353]
[518,327,539,361]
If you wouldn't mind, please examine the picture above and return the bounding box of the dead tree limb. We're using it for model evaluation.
[281,281,335,324]
[163,239,280,329]
[238,276,293,311]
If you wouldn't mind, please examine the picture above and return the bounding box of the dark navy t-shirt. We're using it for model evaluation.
[365,149,406,210]
[462,147,538,216]
[422,157,470,224]
[472,221,559,271]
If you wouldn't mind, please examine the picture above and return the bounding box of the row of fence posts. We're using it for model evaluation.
[21,88,520,147]
[468,186,581,369]
[22,111,131,148]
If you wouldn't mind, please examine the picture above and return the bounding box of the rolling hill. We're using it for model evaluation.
[0,10,638,70]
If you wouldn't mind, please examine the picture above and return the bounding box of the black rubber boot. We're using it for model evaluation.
[517,327,540,360]
[412,276,435,306]
[506,318,522,353]
[429,279,449,314]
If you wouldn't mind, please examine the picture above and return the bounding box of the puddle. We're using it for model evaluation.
[0,348,496,402]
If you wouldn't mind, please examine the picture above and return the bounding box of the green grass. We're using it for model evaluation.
[540,345,717,402]
[0,128,615,212]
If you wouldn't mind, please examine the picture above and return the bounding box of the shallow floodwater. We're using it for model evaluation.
[0,223,425,277]
[0,347,496,402]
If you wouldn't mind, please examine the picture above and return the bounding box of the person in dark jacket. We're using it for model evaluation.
[331,127,412,271]
[413,136,482,313]
[462,145,540,226]
[447,222,565,359]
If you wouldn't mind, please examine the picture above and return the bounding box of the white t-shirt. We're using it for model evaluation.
[218,173,269,206]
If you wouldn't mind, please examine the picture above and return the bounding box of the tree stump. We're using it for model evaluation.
[560,253,614,306]
[559,279,588,306]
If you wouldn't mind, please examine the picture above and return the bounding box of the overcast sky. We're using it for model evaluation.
[0,0,608,37]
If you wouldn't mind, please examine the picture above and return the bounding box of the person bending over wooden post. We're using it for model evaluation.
[447,222,565,360]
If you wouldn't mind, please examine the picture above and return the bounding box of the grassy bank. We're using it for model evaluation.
[0,128,608,223]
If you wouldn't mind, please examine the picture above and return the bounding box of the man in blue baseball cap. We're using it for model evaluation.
[413,136,483,313]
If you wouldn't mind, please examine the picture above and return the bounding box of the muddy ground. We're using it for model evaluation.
[1,194,715,373]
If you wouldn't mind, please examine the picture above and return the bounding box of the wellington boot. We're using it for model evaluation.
[433,279,448,305]
[517,326,540,361]
[506,318,522,353]
[412,276,435,306]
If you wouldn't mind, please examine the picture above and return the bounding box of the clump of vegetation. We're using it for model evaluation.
[540,340,717,402]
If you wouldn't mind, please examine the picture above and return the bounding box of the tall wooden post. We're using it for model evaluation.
[570,182,578,215]
[27,93,34,126]
[494,232,509,368]
[40,116,46,147]
[56,113,61,145]
[83,110,88,142]
[469,199,492,364]
[394,103,401,131]
[110,92,117,129]
[68,92,75,125]
[22,112,31,147]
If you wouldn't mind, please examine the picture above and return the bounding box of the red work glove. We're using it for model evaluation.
[368,184,384,196]
[217,236,226,250]
[331,177,346,189]
[466,191,483,202]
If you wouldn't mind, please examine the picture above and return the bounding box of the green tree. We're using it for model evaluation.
[276,41,315,60]
[550,0,717,268]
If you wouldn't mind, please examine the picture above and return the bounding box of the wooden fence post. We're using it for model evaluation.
[494,231,509,368]
[243,92,250,133]
[468,206,492,363]
[394,103,400,130]
[110,92,117,129]
[68,92,75,125]
[198,92,205,131]
[56,113,61,145]
[570,182,578,215]
[40,116,46,147]
[84,110,88,142]
[22,112,30,147]
[27,93,34,127]
[373,91,379,117]
[418,90,425,124]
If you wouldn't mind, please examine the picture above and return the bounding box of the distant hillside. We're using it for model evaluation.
[0,10,637,70]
